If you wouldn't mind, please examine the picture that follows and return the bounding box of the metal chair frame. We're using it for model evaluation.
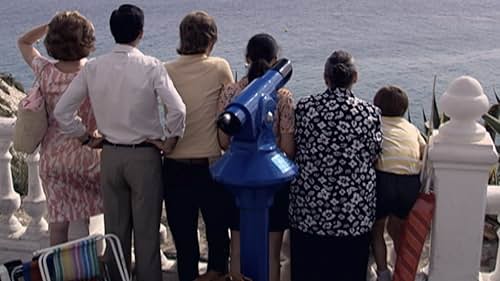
[32,234,130,281]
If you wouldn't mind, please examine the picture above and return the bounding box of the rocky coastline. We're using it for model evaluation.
[0,73,27,194]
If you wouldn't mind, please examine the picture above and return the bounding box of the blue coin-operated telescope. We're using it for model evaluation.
[211,58,298,281]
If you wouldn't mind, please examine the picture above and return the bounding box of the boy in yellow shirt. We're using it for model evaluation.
[372,86,426,281]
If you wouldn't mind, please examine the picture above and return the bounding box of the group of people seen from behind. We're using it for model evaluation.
[16,3,426,281]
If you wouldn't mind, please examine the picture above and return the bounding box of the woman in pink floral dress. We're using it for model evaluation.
[218,33,295,281]
[17,11,102,245]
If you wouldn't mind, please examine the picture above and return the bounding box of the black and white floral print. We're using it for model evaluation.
[289,88,382,237]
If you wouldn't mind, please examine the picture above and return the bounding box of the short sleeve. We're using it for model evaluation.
[409,123,426,147]
[30,55,51,77]
[293,98,309,144]
[217,78,248,114]
[417,128,427,148]
[218,59,234,86]
[217,82,241,114]
[277,88,295,134]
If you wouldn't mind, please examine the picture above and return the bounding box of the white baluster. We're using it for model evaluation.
[427,76,498,281]
[0,117,25,239]
[21,150,48,239]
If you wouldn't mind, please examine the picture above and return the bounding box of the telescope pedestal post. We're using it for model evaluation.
[237,189,275,281]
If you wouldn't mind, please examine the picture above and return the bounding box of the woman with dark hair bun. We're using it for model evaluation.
[17,11,101,246]
[289,50,383,281]
[218,33,295,281]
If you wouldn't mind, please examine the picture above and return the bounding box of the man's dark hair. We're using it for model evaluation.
[110,4,144,44]
[373,85,409,117]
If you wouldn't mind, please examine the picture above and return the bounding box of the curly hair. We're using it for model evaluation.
[44,11,95,61]
[177,11,218,55]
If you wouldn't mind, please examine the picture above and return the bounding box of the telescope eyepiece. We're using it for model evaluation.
[217,112,242,135]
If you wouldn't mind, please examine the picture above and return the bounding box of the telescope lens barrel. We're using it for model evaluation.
[217,58,293,137]
[272,58,292,84]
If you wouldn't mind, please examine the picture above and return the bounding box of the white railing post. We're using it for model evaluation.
[427,76,498,281]
[0,117,25,239]
[21,150,48,239]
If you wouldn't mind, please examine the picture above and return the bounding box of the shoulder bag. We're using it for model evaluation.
[13,63,50,154]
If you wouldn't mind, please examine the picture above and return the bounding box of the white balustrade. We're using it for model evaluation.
[0,116,175,271]
[0,117,24,239]
[21,150,48,239]
[427,76,498,281]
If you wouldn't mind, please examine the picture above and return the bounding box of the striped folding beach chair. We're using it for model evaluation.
[1,260,22,281]
[30,234,129,281]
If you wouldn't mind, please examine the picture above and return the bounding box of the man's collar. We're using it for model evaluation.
[112,44,143,55]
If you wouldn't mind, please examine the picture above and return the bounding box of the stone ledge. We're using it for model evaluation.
[0,237,48,264]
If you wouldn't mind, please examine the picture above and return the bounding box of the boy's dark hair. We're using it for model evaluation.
[324,50,357,89]
[373,85,409,117]
[177,11,218,55]
[110,4,144,44]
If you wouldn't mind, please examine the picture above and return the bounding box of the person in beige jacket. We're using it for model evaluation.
[160,11,234,281]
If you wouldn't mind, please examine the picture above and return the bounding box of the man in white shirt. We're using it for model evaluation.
[54,4,186,281]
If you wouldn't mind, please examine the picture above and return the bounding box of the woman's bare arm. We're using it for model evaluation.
[17,24,48,66]
[279,133,295,159]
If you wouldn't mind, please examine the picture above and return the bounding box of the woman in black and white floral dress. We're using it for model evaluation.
[289,50,382,281]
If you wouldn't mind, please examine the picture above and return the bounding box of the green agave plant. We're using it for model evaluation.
[417,75,440,140]
[484,88,500,141]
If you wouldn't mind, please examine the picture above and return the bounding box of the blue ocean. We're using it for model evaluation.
[2,0,500,125]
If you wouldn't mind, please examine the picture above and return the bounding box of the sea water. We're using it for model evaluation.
[1,0,500,125]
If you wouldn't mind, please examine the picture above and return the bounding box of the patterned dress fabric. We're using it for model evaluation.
[31,55,102,223]
[289,88,382,236]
